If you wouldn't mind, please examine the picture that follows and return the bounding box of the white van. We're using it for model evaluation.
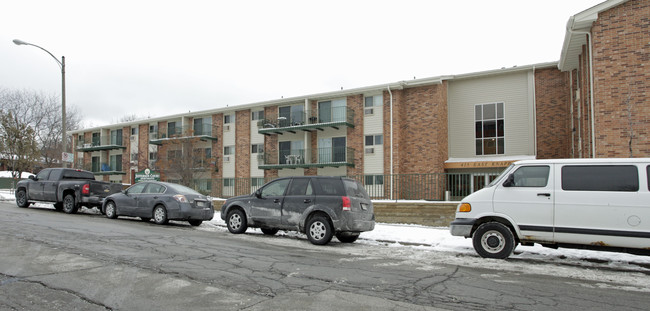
[450,158,650,259]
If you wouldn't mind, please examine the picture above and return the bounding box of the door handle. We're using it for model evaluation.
[304,199,311,204]
[537,193,551,197]
[273,199,281,203]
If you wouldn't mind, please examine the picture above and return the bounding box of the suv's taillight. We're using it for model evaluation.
[342,196,351,211]
[82,184,90,195]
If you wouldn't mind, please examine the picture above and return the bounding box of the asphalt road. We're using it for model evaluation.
[0,201,647,311]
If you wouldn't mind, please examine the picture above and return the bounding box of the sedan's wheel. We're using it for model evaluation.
[336,232,360,243]
[306,215,333,245]
[15,189,29,208]
[472,222,516,259]
[153,205,169,225]
[226,209,247,234]
[62,194,78,214]
[104,201,118,219]
[188,220,203,226]
[261,228,279,235]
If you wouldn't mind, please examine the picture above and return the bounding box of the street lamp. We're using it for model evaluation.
[13,39,67,168]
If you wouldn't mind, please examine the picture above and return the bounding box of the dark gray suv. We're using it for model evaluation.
[220,176,375,245]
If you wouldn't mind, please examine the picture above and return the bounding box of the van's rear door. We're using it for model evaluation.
[493,164,554,242]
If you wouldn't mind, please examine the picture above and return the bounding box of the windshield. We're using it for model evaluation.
[487,164,515,187]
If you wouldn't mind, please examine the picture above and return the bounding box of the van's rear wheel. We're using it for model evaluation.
[472,222,515,259]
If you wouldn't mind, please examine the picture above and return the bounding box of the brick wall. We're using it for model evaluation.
[591,0,650,157]
[138,124,149,170]
[535,68,571,159]
[263,106,279,179]
[346,94,364,176]
[235,110,251,195]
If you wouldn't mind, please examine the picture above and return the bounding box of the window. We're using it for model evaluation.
[92,132,100,146]
[91,157,100,172]
[130,153,138,161]
[365,135,383,146]
[110,129,123,146]
[365,95,382,107]
[287,178,313,196]
[149,124,157,133]
[224,115,232,124]
[251,144,264,154]
[647,166,650,191]
[109,154,122,171]
[131,127,138,135]
[145,183,166,194]
[224,178,235,187]
[315,178,346,196]
[344,179,370,199]
[509,166,549,187]
[194,117,211,136]
[224,146,234,155]
[475,102,504,155]
[252,110,265,121]
[562,165,639,192]
[127,183,147,194]
[261,179,290,197]
[364,175,384,186]
[149,152,157,161]
[251,178,266,187]
[279,105,304,126]
[168,121,178,137]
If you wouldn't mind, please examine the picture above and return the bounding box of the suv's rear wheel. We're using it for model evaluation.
[62,194,78,214]
[306,215,333,245]
[472,222,516,259]
[227,209,247,234]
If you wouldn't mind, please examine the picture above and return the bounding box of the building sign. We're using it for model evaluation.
[444,160,515,169]
[134,169,160,182]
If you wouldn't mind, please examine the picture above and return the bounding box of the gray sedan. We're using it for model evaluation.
[102,181,214,226]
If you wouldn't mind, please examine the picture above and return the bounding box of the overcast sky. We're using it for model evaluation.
[1,0,605,128]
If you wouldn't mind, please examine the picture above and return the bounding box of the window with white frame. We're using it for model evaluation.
[364,175,384,186]
[364,95,382,115]
[224,178,235,187]
[365,135,383,146]
[475,102,504,155]
[224,114,232,124]
[224,146,234,155]
[251,110,265,121]
[251,143,264,154]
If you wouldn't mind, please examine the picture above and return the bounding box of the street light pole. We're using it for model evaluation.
[13,39,67,168]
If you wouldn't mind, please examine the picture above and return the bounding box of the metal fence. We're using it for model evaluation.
[207,172,503,201]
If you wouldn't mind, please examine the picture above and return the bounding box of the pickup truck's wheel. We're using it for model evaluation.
[226,209,247,234]
[104,201,118,219]
[472,222,516,259]
[306,215,333,245]
[261,228,279,235]
[336,232,360,243]
[188,220,203,226]
[153,205,169,225]
[15,189,29,208]
[62,194,78,214]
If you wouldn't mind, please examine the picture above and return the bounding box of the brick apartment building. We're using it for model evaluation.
[69,0,649,199]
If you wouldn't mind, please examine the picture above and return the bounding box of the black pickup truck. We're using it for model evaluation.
[15,168,123,214]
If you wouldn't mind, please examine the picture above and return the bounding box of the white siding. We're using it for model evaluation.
[222,113,236,178]
[250,120,264,176]
[447,71,535,159]
[363,104,383,175]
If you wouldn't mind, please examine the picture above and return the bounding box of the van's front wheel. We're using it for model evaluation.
[472,222,515,259]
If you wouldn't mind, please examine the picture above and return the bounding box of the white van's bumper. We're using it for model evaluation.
[449,218,476,237]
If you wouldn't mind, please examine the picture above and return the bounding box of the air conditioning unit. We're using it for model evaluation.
[130,135,136,141]
[365,147,375,154]
[224,125,231,131]
[224,156,231,162]
[364,108,374,115]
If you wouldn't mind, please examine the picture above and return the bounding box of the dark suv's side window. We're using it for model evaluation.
[562,165,639,191]
[314,178,345,196]
[287,178,312,196]
[343,179,370,199]
[261,179,290,197]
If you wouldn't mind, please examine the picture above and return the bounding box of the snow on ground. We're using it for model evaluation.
[0,171,34,178]
[2,188,649,290]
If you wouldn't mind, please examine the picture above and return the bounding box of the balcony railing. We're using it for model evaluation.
[149,124,217,145]
[87,162,126,175]
[76,137,126,152]
[258,147,355,169]
[258,106,355,135]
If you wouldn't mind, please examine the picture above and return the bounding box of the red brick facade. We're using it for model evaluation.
[535,68,571,159]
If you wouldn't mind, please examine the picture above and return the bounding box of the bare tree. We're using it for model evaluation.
[0,88,81,169]
[154,128,216,190]
[0,112,40,178]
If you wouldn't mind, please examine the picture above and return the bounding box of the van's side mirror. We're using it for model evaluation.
[503,174,515,187]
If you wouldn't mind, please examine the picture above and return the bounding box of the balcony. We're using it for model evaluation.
[149,124,218,145]
[89,163,126,175]
[76,137,126,152]
[258,106,355,136]
[258,147,355,170]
